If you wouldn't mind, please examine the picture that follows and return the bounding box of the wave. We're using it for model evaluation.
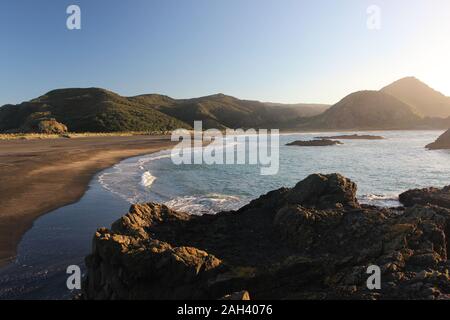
[97,137,246,207]
[164,194,246,216]
[359,193,400,207]
[140,171,156,188]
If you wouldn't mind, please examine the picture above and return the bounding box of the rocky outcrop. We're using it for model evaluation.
[83,173,450,300]
[426,129,450,150]
[19,112,68,134]
[315,134,384,140]
[36,119,68,134]
[399,185,450,208]
[286,139,343,147]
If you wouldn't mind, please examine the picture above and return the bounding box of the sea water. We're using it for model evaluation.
[100,130,450,211]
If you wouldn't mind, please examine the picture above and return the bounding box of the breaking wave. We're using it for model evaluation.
[164,194,246,215]
[359,193,401,207]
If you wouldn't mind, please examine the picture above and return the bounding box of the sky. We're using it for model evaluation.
[1,0,450,106]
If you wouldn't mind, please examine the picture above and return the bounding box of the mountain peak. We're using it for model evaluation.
[304,90,420,130]
[383,76,429,89]
[381,77,450,118]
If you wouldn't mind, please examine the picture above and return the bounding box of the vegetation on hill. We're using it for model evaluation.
[0,90,330,133]
[1,77,449,133]
[0,88,190,133]
[263,102,330,117]
[153,94,329,129]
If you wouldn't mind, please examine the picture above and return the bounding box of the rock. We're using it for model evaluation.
[82,173,450,300]
[287,173,359,209]
[399,186,450,209]
[19,112,68,134]
[315,134,384,140]
[286,139,343,147]
[37,119,68,134]
[426,129,450,150]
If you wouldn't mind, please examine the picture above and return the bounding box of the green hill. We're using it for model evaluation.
[0,89,330,133]
[153,94,329,129]
[0,88,190,133]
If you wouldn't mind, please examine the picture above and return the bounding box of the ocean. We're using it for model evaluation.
[1,130,450,299]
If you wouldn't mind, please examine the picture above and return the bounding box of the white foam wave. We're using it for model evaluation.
[164,194,246,216]
[140,171,156,188]
[359,193,400,207]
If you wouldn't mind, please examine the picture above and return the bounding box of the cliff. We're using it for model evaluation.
[83,174,450,300]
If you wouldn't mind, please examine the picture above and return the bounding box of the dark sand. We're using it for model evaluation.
[0,135,175,267]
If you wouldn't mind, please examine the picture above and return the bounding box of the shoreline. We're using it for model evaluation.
[0,135,176,268]
[0,129,444,268]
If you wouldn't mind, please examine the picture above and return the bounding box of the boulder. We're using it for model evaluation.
[287,173,359,209]
[37,119,68,134]
[19,112,68,134]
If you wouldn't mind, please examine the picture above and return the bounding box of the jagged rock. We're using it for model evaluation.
[287,173,359,209]
[399,186,450,209]
[82,173,450,300]
[426,129,450,150]
[286,139,343,147]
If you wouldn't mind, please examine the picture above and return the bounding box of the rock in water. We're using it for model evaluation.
[315,134,384,140]
[83,174,450,300]
[426,129,450,150]
[286,139,343,147]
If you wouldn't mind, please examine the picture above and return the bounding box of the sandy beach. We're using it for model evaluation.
[0,135,175,267]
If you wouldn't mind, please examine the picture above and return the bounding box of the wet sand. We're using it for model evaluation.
[0,135,175,267]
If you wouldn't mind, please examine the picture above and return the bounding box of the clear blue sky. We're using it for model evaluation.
[1,0,449,106]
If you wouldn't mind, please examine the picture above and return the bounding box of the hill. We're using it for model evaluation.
[381,77,450,118]
[262,102,330,117]
[0,90,330,133]
[301,91,421,130]
[0,88,190,133]
[151,94,329,129]
[2,77,449,133]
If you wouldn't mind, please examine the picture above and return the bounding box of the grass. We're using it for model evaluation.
[0,131,173,140]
